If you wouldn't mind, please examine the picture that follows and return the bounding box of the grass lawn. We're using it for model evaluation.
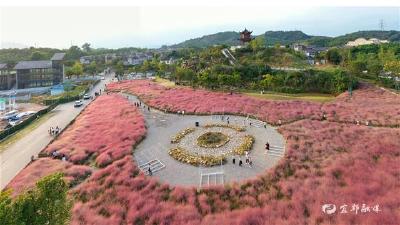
[155,77,176,87]
[0,112,55,153]
[244,91,335,103]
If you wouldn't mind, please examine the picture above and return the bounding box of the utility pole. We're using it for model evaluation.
[379,19,385,31]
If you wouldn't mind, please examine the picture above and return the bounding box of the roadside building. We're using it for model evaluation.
[13,53,65,89]
[0,64,16,90]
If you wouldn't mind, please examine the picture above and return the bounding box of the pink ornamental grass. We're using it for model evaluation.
[43,94,146,167]
[107,80,322,124]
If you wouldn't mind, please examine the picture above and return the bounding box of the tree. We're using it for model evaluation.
[348,60,366,76]
[250,36,265,52]
[66,46,83,60]
[71,61,84,78]
[260,74,274,89]
[82,43,91,53]
[30,51,47,60]
[115,61,125,76]
[384,60,400,89]
[85,61,97,76]
[1,173,71,225]
[325,48,342,65]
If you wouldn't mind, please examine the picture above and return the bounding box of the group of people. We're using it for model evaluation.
[51,150,67,161]
[232,151,253,168]
[133,101,150,112]
[48,126,61,136]
[221,115,230,124]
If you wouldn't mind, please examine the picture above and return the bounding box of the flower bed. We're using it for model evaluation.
[196,132,230,148]
[233,135,255,155]
[171,128,195,143]
[169,147,226,167]
[203,123,246,132]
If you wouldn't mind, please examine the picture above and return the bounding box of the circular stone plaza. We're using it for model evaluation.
[124,94,285,187]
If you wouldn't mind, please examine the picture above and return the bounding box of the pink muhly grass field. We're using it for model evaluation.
[7,81,400,225]
[43,94,146,167]
[107,80,322,125]
[321,83,400,126]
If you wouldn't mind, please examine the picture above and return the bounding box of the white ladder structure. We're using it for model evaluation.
[139,159,165,175]
[199,165,225,188]
[267,145,285,157]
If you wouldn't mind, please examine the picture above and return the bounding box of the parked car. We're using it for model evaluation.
[101,76,105,80]
[1,110,19,120]
[83,94,91,100]
[16,111,36,119]
[74,100,84,107]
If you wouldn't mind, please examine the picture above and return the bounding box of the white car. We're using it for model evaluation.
[16,111,36,119]
[1,110,19,120]
[74,100,84,107]
[83,94,91,100]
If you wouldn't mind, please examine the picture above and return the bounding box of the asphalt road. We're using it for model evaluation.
[0,74,113,190]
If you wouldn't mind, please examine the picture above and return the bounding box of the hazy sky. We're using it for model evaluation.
[0,6,399,49]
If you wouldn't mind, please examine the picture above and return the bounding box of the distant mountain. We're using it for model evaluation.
[265,30,400,47]
[319,30,400,47]
[264,31,313,46]
[171,31,240,48]
[171,30,400,49]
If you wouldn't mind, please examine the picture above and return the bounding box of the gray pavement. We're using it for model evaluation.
[0,74,113,190]
[124,94,286,188]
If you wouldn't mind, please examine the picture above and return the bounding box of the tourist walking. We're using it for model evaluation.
[148,165,152,176]
[265,142,270,151]
[248,157,253,168]
[239,158,243,167]
[232,157,236,164]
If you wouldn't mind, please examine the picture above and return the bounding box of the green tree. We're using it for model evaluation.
[1,173,71,225]
[250,36,265,52]
[66,46,83,60]
[115,61,125,76]
[86,61,97,76]
[260,74,274,89]
[81,43,91,53]
[325,48,342,65]
[348,60,367,76]
[30,51,47,60]
[72,62,84,77]
[384,60,400,89]
[0,190,15,224]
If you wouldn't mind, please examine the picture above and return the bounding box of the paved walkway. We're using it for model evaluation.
[0,75,112,190]
[124,94,286,187]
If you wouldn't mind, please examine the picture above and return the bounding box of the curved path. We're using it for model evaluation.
[123,93,286,187]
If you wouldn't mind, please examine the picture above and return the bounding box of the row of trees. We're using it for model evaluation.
[324,43,400,89]
[0,173,71,225]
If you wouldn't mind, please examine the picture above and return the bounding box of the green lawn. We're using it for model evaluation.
[155,77,176,87]
[244,91,335,103]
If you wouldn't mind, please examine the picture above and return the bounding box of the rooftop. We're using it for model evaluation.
[14,61,52,70]
[50,53,66,61]
[0,63,7,70]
